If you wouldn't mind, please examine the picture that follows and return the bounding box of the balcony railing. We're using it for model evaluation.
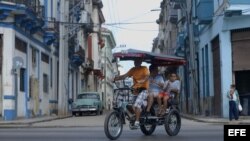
[168,8,178,24]
[44,17,59,32]
[229,0,250,5]
[1,0,44,19]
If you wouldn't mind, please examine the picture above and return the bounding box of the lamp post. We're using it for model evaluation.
[150,8,161,11]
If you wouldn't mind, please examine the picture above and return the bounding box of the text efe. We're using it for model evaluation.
[228,129,246,136]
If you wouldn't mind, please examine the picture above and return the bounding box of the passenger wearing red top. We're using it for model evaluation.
[114,58,149,129]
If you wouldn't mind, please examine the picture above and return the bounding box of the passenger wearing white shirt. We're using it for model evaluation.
[158,72,180,116]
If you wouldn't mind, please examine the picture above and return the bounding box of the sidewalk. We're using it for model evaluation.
[181,114,250,125]
[0,115,71,128]
[0,113,249,128]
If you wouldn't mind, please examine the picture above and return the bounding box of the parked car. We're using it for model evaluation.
[72,92,103,116]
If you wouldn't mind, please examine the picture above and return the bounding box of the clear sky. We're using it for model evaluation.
[102,0,161,74]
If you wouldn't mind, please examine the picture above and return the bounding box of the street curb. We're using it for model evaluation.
[181,114,205,122]
[181,114,228,124]
[0,115,72,127]
[181,114,250,125]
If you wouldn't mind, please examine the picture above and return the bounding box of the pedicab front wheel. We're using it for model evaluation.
[104,111,123,140]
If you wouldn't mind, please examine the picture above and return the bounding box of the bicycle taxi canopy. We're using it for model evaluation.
[113,49,186,66]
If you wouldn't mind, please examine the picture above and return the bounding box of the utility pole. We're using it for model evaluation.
[58,0,69,116]
[104,45,107,109]
[186,0,198,115]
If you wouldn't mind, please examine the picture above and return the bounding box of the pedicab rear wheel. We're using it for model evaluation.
[140,110,157,135]
[164,109,181,136]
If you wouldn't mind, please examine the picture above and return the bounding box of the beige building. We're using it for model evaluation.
[100,28,116,110]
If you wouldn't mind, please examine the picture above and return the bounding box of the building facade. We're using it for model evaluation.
[155,0,250,117]
[0,0,59,120]
[0,0,107,120]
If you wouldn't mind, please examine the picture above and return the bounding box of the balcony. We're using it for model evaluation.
[93,0,103,9]
[70,48,85,68]
[160,1,165,9]
[196,0,214,24]
[224,9,242,17]
[44,18,59,32]
[170,0,185,9]
[80,11,94,34]
[177,32,184,48]
[0,0,46,37]
[171,2,181,9]
[175,32,185,57]
[43,17,59,46]
[0,0,44,19]
[228,0,250,5]
[168,8,178,24]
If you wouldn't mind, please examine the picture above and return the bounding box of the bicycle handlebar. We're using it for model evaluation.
[113,78,131,90]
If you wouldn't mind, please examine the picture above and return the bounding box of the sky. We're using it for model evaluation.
[102,0,162,74]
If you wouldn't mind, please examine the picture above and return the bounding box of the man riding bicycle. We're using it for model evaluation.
[114,58,149,129]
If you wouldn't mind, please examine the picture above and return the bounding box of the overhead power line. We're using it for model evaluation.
[0,20,156,26]
[104,21,156,25]
[105,24,158,32]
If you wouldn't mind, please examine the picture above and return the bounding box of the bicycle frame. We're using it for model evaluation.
[112,79,135,123]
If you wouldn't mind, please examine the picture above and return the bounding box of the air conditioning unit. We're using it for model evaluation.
[80,10,90,24]
[224,10,242,17]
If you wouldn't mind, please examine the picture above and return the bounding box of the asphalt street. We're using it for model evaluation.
[0,111,249,141]
[0,116,224,141]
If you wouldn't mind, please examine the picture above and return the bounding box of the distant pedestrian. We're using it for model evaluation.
[227,84,240,122]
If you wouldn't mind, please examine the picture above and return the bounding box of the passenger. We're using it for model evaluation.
[114,58,149,129]
[146,65,165,116]
[158,72,180,116]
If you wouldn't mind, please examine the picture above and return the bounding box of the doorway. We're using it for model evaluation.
[211,36,221,116]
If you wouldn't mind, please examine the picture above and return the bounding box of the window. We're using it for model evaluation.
[41,52,49,63]
[31,47,37,67]
[43,73,48,93]
[0,34,3,74]
[50,58,53,87]
[20,68,25,92]
[15,37,27,53]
